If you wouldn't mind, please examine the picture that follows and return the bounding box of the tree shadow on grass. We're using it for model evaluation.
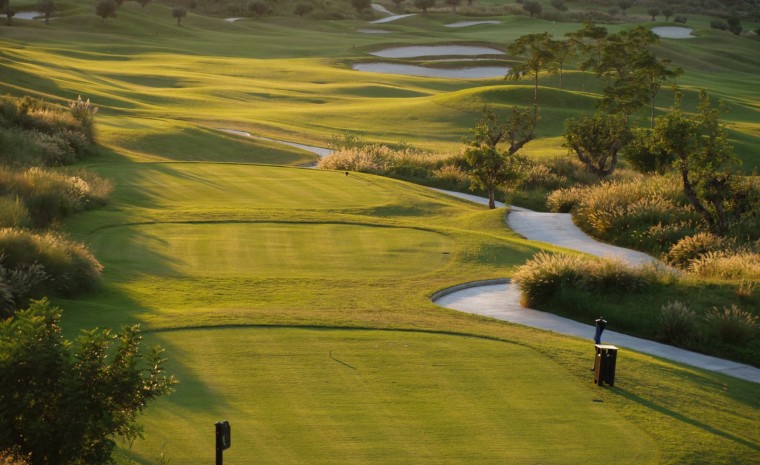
[615,387,760,454]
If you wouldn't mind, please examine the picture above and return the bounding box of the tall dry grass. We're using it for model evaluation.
[0,228,103,300]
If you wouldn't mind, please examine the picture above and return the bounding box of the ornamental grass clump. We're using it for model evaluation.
[705,305,759,345]
[689,250,760,280]
[657,300,698,345]
[512,252,658,308]
[666,232,726,269]
[0,228,103,299]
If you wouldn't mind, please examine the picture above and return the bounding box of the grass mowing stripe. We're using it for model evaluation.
[120,327,656,465]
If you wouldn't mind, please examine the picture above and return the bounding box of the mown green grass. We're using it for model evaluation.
[4,4,760,465]
[124,328,658,465]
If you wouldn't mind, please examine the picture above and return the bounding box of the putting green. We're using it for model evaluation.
[89,222,453,278]
[124,328,657,465]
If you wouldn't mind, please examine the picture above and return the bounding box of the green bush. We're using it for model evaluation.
[0,196,32,229]
[0,228,103,298]
[705,305,759,345]
[657,300,699,345]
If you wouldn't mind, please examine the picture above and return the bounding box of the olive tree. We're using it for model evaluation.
[564,111,632,177]
[652,91,740,235]
[95,0,116,22]
[37,0,55,23]
[172,6,186,24]
[413,0,435,13]
[0,299,175,465]
[463,106,538,208]
[507,32,555,105]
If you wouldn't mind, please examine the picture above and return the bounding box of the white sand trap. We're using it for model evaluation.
[218,129,332,157]
[356,28,392,34]
[652,26,694,39]
[371,3,393,15]
[371,14,416,24]
[371,45,504,58]
[353,63,508,79]
[15,11,42,19]
[445,20,501,28]
[225,17,244,22]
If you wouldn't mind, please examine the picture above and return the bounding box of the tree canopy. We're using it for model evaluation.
[463,106,538,208]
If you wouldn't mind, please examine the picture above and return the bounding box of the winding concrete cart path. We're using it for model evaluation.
[215,131,760,383]
[431,189,760,384]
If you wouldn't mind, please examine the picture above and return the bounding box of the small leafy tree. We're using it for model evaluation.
[550,0,567,12]
[413,0,434,13]
[647,7,659,21]
[652,91,740,235]
[444,0,460,13]
[463,106,538,208]
[564,111,632,177]
[662,7,673,21]
[95,0,116,22]
[248,0,268,17]
[4,8,14,25]
[136,0,150,10]
[726,16,742,35]
[507,32,555,105]
[293,2,313,16]
[37,0,55,23]
[617,0,633,16]
[523,0,541,17]
[351,0,371,12]
[0,299,175,465]
[172,6,186,25]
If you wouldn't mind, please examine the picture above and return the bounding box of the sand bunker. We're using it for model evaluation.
[371,3,393,15]
[651,26,694,39]
[225,17,244,22]
[371,14,416,24]
[15,11,42,19]
[445,20,501,28]
[371,45,504,58]
[356,28,392,34]
[353,63,508,79]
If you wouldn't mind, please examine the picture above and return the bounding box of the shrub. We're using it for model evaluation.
[0,261,49,318]
[705,305,759,345]
[657,300,698,344]
[0,228,102,297]
[513,252,658,307]
[513,252,587,307]
[546,185,585,212]
[666,232,725,268]
[68,95,98,142]
[0,196,31,229]
[0,167,111,228]
[689,250,760,280]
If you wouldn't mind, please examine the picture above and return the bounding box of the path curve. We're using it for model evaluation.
[215,132,759,383]
[431,189,760,384]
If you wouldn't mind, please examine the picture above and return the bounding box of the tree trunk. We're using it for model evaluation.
[488,188,496,209]
[680,166,717,232]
